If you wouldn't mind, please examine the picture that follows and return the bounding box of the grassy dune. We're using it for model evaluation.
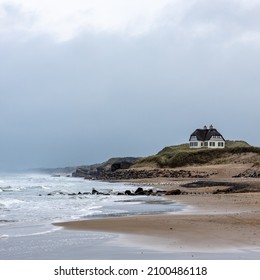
[134,141,260,168]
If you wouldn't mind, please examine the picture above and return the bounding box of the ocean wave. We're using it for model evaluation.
[0,199,25,208]
[0,186,24,192]
[29,185,50,190]
[87,206,103,210]
[12,227,61,238]
[0,186,13,191]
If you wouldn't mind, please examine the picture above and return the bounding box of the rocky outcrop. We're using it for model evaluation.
[80,168,212,181]
[180,181,249,188]
[111,161,133,172]
[180,180,260,194]
[72,157,139,178]
[45,187,184,197]
[233,168,260,178]
[213,185,260,194]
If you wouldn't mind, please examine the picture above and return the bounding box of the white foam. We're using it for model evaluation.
[0,199,24,208]
[0,174,185,238]
[88,206,103,210]
[12,227,61,238]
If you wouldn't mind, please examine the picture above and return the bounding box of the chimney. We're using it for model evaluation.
[203,125,207,129]
[209,124,213,129]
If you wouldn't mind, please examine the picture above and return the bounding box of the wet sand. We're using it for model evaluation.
[55,193,260,254]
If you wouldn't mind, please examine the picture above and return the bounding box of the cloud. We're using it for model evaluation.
[0,2,35,39]
[160,0,260,47]
[1,0,260,46]
[0,0,260,170]
[0,0,174,41]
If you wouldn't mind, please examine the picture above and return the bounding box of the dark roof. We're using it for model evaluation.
[189,128,225,141]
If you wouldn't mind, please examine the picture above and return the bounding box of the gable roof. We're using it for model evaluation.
[189,127,225,141]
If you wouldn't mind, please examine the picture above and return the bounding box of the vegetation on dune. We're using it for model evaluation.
[225,140,251,148]
[134,141,260,168]
[157,143,190,154]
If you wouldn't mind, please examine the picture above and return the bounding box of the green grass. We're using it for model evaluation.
[225,140,251,148]
[134,141,260,168]
[157,143,190,155]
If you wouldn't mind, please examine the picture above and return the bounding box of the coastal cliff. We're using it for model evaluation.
[72,157,139,179]
[71,140,260,181]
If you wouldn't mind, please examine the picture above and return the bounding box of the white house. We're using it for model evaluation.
[189,125,225,149]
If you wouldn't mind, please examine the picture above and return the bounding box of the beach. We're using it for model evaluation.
[55,188,260,256]
[54,163,260,257]
[1,169,259,259]
[0,174,186,260]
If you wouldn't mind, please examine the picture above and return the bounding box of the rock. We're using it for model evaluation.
[147,189,154,195]
[165,189,182,195]
[135,187,144,194]
[233,168,260,178]
[111,161,134,172]
[92,188,98,195]
[155,190,167,195]
[125,190,132,195]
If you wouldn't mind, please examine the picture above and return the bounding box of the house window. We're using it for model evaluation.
[190,142,198,147]
[209,142,215,147]
[218,142,224,147]
[204,142,208,147]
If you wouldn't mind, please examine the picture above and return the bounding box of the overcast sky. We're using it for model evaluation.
[1,0,260,170]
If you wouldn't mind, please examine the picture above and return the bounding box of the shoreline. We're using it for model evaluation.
[54,192,260,254]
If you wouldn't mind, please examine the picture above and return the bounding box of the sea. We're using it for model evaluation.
[0,173,185,259]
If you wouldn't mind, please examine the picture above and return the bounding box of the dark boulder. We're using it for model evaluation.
[125,190,132,195]
[135,187,144,194]
[92,188,98,195]
[147,189,154,195]
[165,189,182,195]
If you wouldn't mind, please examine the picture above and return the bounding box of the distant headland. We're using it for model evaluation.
[42,139,260,185]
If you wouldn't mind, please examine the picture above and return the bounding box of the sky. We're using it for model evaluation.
[0,0,260,170]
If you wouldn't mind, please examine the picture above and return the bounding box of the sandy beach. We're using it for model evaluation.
[55,189,260,254]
